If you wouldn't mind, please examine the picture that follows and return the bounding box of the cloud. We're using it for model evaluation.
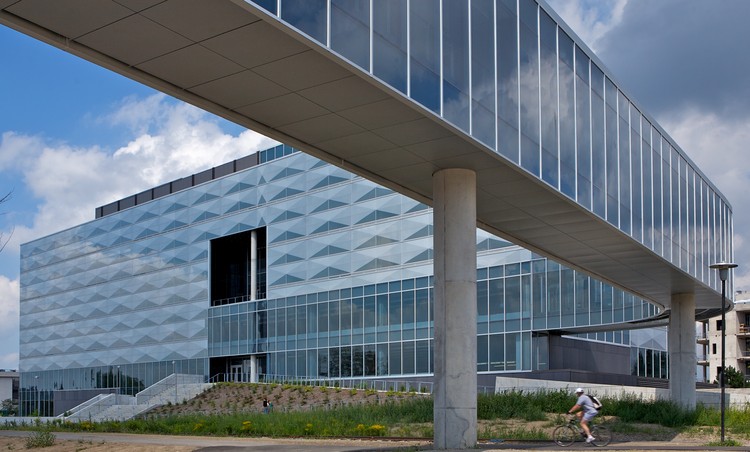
[660,109,750,289]
[592,0,750,118]
[0,94,279,370]
[0,275,19,370]
[546,0,628,52]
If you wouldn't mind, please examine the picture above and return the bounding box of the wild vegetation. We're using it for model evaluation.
[7,383,750,446]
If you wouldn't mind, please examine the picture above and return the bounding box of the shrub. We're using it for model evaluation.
[25,430,55,448]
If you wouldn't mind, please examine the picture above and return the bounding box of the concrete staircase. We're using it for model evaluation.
[60,374,212,422]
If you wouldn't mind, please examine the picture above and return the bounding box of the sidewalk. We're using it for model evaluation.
[2,430,749,451]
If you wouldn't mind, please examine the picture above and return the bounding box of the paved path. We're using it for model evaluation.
[2,430,749,451]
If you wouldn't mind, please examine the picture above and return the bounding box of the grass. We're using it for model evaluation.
[10,385,750,445]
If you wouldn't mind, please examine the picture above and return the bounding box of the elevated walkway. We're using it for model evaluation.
[59,374,211,422]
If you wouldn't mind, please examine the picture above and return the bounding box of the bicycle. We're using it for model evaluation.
[553,416,612,447]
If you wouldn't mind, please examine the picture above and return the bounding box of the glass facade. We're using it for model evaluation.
[20,147,667,415]
[245,0,733,293]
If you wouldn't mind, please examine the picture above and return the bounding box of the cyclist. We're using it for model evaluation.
[568,387,598,443]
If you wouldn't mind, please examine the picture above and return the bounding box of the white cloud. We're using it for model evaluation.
[659,109,750,290]
[546,0,628,52]
[0,94,279,370]
[0,275,19,371]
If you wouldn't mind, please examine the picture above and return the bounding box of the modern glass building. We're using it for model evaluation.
[20,146,667,416]
[5,0,733,428]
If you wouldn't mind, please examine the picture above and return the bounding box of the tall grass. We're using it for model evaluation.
[26,389,745,439]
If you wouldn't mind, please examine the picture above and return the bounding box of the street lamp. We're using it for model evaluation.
[710,261,738,443]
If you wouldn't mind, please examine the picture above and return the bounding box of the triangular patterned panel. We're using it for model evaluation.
[311,198,347,214]
[355,187,392,202]
[311,174,349,190]
[135,318,159,328]
[270,229,303,244]
[162,276,188,288]
[270,187,303,202]
[271,253,304,265]
[136,228,159,239]
[85,341,106,351]
[192,192,220,206]
[272,209,304,223]
[356,258,398,272]
[65,344,86,354]
[406,250,432,264]
[311,245,348,258]
[224,200,254,214]
[136,210,158,223]
[164,219,188,231]
[356,235,397,249]
[134,335,158,345]
[406,225,433,240]
[110,338,133,348]
[133,299,158,311]
[312,221,348,235]
[161,331,189,342]
[269,165,304,181]
[271,273,304,286]
[192,249,208,261]
[163,202,188,214]
[224,181,254,196]
[354,209,398,225]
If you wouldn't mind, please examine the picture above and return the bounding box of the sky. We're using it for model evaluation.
[1,0,749,371]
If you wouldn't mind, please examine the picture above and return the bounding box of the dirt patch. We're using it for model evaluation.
[147,383,428,417]
[0,436,192,451]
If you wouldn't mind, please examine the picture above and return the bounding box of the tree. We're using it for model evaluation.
[1,398,17,416]
[0,191,12,254]
[724,365,746,388]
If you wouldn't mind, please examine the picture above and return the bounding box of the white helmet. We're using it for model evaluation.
[575,387,584,394]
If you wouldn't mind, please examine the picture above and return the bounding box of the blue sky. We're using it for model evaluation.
[1,0,750,371]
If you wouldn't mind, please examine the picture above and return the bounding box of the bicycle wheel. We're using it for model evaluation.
[553,425,578,446]
[590,425,612,446]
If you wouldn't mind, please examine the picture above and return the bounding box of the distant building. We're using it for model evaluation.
[699,291,750,383]
[0,370,19,410]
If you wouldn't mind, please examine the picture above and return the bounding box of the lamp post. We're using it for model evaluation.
[710,262,738,443]
[172,360,177,404]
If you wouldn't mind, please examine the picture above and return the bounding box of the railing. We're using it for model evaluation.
[209,373,495,395]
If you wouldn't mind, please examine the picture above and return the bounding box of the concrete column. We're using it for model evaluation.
[250,356,258,383]
[433,168,477,449]
[669,293,696,409]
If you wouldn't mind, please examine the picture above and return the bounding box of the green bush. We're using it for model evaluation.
[25,429,56,448]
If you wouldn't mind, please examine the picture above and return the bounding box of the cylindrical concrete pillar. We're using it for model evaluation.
[432,168,477,449]
[669,292,696,409]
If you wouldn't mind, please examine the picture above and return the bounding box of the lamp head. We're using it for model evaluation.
[710,262,738,282]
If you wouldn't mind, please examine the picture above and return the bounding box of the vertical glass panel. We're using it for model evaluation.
[364,344,376,376]
[560,268,574,327]
[477,335,489,371]
[661,136,671,261]
[341,346,351,377]
[652,126,663,255]
[489,278,504,333]
[605,78,619,226]
[630,109,642,242]
[601,284,613,324]
[250,0,277,15]
[281,0,327,44]
[443,0,470,131]
[352,345,363,376]
[401,290,415,339]
[574,272,589,326]
[471,0,496,148]
[671,147,680,264]
[497,0,519,162]
[558,31,575,198]
[532,260,546,329]
[518,0,540,176]
[331,0,370,70]
[546,261,560,328]
[377,343,388,375]
[410,0,440,112]
[618,93,631,235]
[389,291,402,341]
[477,279,489,334]
[591,64,606,217]
[642,121,653,249]
[575,46,591,208]
[318,349,328,377]
[416,340,429,373]
[505,332,519,370]
[506,276,521,331]
[489,334,504,371]
[403,341,415,374]
[389,342,402,374]
[373,0,407,93]
[539,10,558,188]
